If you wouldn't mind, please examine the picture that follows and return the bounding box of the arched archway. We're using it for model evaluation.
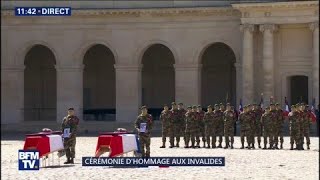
[289,75,308,105]
[83,44,116,121]
[201,42,236,106]
[141,44,175,117]
[24,45,57,121]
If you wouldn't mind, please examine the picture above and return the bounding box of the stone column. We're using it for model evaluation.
[56,65,84,123]
[234,62,242,107]
[114,64,142,122]
[174,63,201,106]
[1,66,24,124]
[309,22,319,106]
[240,24,255,105]
[260,24,278,105]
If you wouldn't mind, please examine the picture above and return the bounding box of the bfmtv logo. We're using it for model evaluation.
[18,150,40,170]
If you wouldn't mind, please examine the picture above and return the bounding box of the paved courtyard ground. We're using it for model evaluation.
[1,136,319,180]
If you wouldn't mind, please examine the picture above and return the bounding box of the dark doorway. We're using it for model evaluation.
[290,75,308,105]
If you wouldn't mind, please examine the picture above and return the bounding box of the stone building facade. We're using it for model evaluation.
[1,1,318,128]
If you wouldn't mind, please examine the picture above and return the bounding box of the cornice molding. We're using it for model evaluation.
[232,1,318,11]
[1,7,241,18]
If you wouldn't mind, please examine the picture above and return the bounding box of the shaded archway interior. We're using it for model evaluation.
[290,75,308,105]
[201,42,236,107]
[24,45,57,121]
[141,44,175,113]
[83,44,116,121]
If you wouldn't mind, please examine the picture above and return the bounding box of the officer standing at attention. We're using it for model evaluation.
[204,105,215,148]
[61,108,80,164]
[196,105,206,148]
[217,103,225,148]
[223,103,235,149]
[135,106,153,157]
[178,103,187,147]
[160,104,171,148]
[170,102,180,148]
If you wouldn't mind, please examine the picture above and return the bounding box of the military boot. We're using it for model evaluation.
[290,144,293,150]
[160,142,166,148]
[64,158,70,164]
[230,144,234,149]
[280,143,283,149]
[69,158,74,164]
[212,143,216,148]
[240,142,244,149]
[252,144,255,149]
[169,143,174,148]
[263,144,267,149]
[217,143,222,148]
[258,143,261,149]
[202,142,206,148]
[176,142,180,148]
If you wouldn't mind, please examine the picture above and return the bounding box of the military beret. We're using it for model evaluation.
[140,106,147,110]
[207,105,212,108]
[68,108,74,111]
[171,102,176,105]
[187,106,192,109]
[270,103,275,106]
[214,104,219,107]
[178,102,183,105]
[192,105,197,109]
[219,103,224,106]
[226,103,231,106]
[275,103,280,105]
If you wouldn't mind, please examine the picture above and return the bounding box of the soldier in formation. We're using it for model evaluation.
[169,102,180,148]
[134,106,153,157]
[223,103,235,149]
[160,104,171,148]
[61,107,80,164]
[196,105,206,147]
[184,106,198,148]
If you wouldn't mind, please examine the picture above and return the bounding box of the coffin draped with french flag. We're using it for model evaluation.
[23,134,64,158]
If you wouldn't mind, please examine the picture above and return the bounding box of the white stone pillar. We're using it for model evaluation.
[240,24,255,105]
[309,22,319,106]
[260,24,278,105]
[234,62,242,107]
[1,66,25,124]
[56,66,84,123]
[174,63,201,106]
[114,64,142,122]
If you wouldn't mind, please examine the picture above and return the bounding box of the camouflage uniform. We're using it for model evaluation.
[185,110,198,148]
[215,109,224,148]
[269,108,278,149]
[301,110,312,149]
[160,109,171,147]
[239,110,252,149]
[178,108,187,146]
[274,108,285,149]
[289,109,301,150]
[247,109,256,148]
[204,108,215,148]
[61,115,79,161]
[170,108,181,147]
[196,109,206,147]
[135,113,153,157]
[253,108,263,148]
[261,110,273,149]
[223,109,235,148]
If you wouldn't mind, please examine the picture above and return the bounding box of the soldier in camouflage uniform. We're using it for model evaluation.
[134,106,153,157]
[269,103,278,149]
[192,105,201,148]
[184,106,198,148]
[261,107,273,149]
[216,103,225,148]
[204,105,215,148]
[247,104,256,149]
[169,102,180,148]
[289,105,301,150]
[275,103,285,149]
[223,103,235,149]
[301,104,312,150]
[239,106,252,149]
[160,104,171,148]
[252,104,263,148]
[61,108,80,164]
[196,105,206,148]
[178,103,187,147]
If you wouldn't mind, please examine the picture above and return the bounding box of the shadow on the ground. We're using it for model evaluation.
[41,164,75,169]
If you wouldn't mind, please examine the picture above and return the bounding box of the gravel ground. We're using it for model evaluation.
[1,136,319,180]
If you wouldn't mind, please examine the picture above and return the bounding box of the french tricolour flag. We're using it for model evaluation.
[283,97,290,117]
[109,134,140,157]
[310,98,317,123]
